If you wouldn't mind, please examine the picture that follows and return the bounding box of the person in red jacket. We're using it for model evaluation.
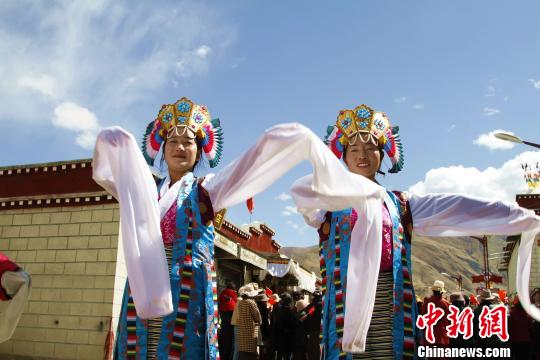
[0,252,31,343]
[218,282,238,360]
[509,296,532,359]
[421,280,451,354]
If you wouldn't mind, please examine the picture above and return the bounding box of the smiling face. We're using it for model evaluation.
[343,135,382,180]
[163,130,200,180]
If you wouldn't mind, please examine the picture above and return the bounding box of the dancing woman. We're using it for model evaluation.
[289,104,540,359]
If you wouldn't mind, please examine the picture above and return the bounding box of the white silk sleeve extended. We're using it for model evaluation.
[203,123,386,353]
[92,126,173,319]
[409,192,540,321]
[202,123,384,212]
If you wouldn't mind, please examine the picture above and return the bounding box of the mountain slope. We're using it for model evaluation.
[281,235,506,297]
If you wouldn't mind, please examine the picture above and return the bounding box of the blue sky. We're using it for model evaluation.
[1,0,539,246]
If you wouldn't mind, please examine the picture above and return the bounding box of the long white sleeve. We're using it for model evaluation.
[409,192,540,321]
[203,123,386,353]
[92,126,173,319]
[202,123,385,212]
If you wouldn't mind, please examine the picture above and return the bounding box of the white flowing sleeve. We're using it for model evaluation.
[203,123,386,353]
[92,126,173,319]
[409,192,540,321]
[202,123,385,213]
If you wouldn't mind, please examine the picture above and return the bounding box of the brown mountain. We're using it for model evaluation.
[281,235,506,298]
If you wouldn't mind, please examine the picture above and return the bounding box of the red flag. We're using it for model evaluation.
[246,197,254,214]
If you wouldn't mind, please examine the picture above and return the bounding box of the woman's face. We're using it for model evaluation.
[344,137,381,180]
[164,131,199,176]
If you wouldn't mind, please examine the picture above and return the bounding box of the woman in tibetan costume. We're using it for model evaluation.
[289,104,540,359]
[93,97,388,359]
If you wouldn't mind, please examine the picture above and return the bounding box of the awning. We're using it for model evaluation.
[266,259,317,293]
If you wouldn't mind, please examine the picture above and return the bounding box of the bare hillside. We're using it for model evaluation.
[281,236,506,297]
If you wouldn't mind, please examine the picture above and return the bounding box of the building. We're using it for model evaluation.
[0,158,318,359]
[0,159,119,359]
[498,194,540,296]
[214,220,279,293]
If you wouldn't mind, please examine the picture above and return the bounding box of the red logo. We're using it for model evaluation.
[446,305,474,340]
[478,305,508,341]
[416,304,508,343]
[416,302,445,344]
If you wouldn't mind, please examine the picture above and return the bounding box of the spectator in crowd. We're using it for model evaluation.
[0,252,31,343]
[255,291,271,359]
[448,292,473,349]
[473,289,504,350]
[306,290,322,360]
[271,292,296,360]
[508,295,532,360]
[530,288,540,360]
[293,297,310,359]
[237,284,262,360]
[421,280,451,350]
[219,282,238,360]
[292,290,303,309]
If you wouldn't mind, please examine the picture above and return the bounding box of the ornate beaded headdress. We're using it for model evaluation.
[142,97,224,168]
[324,104,404,173]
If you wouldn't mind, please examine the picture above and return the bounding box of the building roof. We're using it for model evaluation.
[0,158,115,209]
[499,193,540,271]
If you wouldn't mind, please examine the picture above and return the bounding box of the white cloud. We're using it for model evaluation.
[483,107,500,116]
[195,45,211,59]
[529,78,540,89]
[287,220,308,235]
[17,73,59,98]
[413,104,424,110]
[409,151,539,202]
[175,45,214,78]
[282,205,299,216]
[0,1,235,127]
[485,79,501,98]
[473,129,515,151]
[394,96,407,104]
[276,193,292,201]
[485,85,497,97]
[52,102,101,149]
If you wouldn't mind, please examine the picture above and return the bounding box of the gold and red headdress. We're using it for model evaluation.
[324,104,404,173]
[142,97,224,168]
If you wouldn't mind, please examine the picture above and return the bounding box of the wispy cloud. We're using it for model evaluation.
[276,193,292,201]
[394,96,407,104]
[473,129,515,151]
[17,73,59,99]
[52,102,101,149]
[483,107,500,116]
[413,103,424,110]
[0,0,236,140]
[286,220,308,235]
[529,78,540,89]
[282,206,299,216]
[485,79,501,98]
[447,124,456,132]
[175,45,214,78]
